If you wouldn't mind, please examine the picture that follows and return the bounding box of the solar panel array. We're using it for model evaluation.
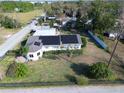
[39,36,60,45]
[38,35,79,45]
[61,35,78,44]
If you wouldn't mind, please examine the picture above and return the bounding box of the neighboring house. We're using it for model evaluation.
[26,34,82,61]
[31,24,58,36]
[33,26,58,36]
[104,32,124,40]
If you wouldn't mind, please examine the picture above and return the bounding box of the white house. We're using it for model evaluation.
[26,34,82,61]
[31,23,59,36]
[33,26,58,36]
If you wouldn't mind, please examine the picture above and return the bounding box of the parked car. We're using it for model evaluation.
[104,32,117,40]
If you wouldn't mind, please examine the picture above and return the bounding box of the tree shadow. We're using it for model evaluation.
[70,63,90,77]
[65,75,76,83]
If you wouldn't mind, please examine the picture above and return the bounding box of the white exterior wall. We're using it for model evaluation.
[60,44,81,50]
[42,44,81,51]
[27,49,43,61]
[27,44,81,61]
[42,45,60,51]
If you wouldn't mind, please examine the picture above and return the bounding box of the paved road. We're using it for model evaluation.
[0,22,36,58]
[0,86,124,93]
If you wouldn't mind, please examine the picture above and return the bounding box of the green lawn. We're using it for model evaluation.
[0,57,75,83]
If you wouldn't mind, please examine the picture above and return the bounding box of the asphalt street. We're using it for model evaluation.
[0,85,124,93]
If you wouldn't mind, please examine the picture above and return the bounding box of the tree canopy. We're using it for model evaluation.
[87,0,120,34]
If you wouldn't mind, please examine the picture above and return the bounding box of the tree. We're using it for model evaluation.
[0,15,21,28]
[19,46,29,56]
[87,0,120,34]
[89,62,116,80]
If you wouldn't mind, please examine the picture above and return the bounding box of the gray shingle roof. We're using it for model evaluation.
[26,36,42,52]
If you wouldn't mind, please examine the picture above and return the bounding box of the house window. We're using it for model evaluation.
[37,52,40,56]
[29,54,33,58]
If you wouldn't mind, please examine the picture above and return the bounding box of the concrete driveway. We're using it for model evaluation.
[0,85,124,93]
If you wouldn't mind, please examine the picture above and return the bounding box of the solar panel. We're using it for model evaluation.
[39,36,60,45]
[34,42,41,46]
[61,35,78,44]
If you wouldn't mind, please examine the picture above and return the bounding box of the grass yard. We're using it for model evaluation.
[104,38,124,61]
[2,10,42,25]
[0,33,124,83]
[0,58,75,83]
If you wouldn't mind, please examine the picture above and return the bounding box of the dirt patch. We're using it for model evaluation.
[56,41,110,65]
[71,42,110,64]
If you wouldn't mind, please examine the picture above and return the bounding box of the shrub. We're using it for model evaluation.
[0,16,21,28]
[89,62,115,80]
[76,75,89,85]
[19,46,29,56]
[15,63,28,78]
[81,37,87,48]
[6,63,28,78]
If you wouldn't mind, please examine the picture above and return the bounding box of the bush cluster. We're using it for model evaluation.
[76,75,89,85]
[6,63,28,78]
[0,15,21,28]
[89,62,116,80]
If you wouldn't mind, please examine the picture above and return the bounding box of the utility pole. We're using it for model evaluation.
[108,3,124,68]
[108,23,123,68]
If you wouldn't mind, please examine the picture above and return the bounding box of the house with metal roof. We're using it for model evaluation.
[26,34,82,61]
[31,23,59,36]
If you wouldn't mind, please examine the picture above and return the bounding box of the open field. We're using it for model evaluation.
[0,27,20,44]
[0,10,42,45]
[2,10,42,25]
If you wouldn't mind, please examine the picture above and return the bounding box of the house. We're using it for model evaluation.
[26,34,82,61]
[31,23,59,36]
[33,26,58,36]
[104,32,124,40]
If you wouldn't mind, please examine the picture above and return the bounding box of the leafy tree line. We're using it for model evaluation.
[77,0,121,34]
[0,1,34,12]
